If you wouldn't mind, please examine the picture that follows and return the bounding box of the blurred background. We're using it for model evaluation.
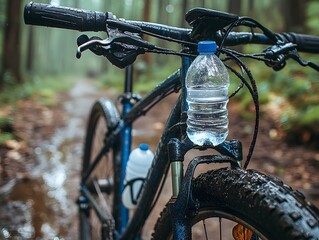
[1,0,319,141]
[1,0,319,239]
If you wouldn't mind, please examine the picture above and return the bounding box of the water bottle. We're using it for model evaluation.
[122,144,154,209]
[186,41,230,146]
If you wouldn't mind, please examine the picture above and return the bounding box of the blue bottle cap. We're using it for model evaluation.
[198,41,217,54]
[139,143,149,151]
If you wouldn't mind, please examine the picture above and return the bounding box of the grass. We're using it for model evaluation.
[0,74,73,107]
[0,117,14,145]
[0,74,74,145]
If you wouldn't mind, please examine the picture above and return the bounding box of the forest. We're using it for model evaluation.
[1,0,319,143]
[1,1,319,239]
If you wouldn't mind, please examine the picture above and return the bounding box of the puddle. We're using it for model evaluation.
[0,79,174,239]
[0,122,83,239]
[0,80,97,240]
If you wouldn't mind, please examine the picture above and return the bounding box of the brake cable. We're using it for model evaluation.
[219,48,260,169]
[76,18,318,167]
[106,18,197,47]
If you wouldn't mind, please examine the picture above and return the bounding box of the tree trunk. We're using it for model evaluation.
[228,0,241,15]
[142,0,152,64]
[247,0,254,17]
[199,0,206,8]
[1,0,22,87]
[180,0,188,28]
[26,27,34,73]
[228,0,242,52]
[281,0,307,32]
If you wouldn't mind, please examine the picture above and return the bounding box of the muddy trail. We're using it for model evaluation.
[1,78,319,239]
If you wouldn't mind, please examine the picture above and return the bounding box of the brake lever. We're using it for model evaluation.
[288,49,319,71]
[76,33,156,58]
[76,38,112,58]
[263,43,297,71]
[263,43,319,71]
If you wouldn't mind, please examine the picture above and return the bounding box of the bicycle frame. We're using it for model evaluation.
[79,56,243,239]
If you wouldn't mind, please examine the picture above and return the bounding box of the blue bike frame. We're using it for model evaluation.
[79,56,241,239]
[118,57,191,237]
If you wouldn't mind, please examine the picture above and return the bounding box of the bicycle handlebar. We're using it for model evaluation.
[24,2,319,53]
[221,32,319,53]
[24,2,109,32]
[278,33,319,53]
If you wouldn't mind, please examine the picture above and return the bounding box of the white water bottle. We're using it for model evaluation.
[186,41,230,146]
[122,144,154,209]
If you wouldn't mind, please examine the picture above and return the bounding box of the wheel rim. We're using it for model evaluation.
[190,208,268,240]
[164,207,268,240]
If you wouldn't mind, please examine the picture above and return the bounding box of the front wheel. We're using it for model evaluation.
[79,99,121,240]
[152,168,319,239]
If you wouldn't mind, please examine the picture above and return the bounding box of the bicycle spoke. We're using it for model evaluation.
[93,177,112,215]
[202,219,209,240]
[219,217,222,240]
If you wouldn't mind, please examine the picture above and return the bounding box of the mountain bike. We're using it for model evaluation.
[24,2,319,239]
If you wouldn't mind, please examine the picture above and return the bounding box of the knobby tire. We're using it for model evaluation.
[152,168,319,240]
[79,99,121,240]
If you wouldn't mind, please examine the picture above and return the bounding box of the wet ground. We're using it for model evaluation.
[0,79,108,239]
[1,78,319,239]
[0,78,173,239]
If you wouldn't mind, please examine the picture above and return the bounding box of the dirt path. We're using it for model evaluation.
[1,78,319,239]
[0,79,111,239]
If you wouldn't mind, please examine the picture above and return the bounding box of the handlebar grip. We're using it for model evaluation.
[278,32,319,53]
[24,2,108,32]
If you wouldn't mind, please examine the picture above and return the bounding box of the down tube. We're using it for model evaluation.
[121,95,183,239]
[119,65,134,232]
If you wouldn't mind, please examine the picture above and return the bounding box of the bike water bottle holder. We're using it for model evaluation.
[123,177,146,205]
[168,137,243,162]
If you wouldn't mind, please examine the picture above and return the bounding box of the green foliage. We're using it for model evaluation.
[134,60,180,93]
[0,132,15,145]
[227,50,319,137]
[0,117,14,145]
[0,117,13,131]
[307,1,319,35]
[270,59,319,132]
[0,75,73,107]
[98,59,180,93]
[299,106,319,126]
[97,67,125,92]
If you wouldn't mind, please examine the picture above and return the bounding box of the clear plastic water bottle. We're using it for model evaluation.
[122,144,154,209]
[186,41,230,146]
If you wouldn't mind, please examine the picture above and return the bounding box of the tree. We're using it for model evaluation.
[26,27,34,73]
[142,0,152,64]
[1,0,22,87]
[228,0,241,15]
[281,0,307,32]
[180,0,188,27]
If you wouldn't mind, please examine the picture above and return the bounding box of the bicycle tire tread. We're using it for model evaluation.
[80,98,121,240]
[152,168,319,240]
[193,168,319,239]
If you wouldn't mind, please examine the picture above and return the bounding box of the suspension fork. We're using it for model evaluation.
[169,55,243,239]
[168,137,243,240]
[170,56,192,197]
